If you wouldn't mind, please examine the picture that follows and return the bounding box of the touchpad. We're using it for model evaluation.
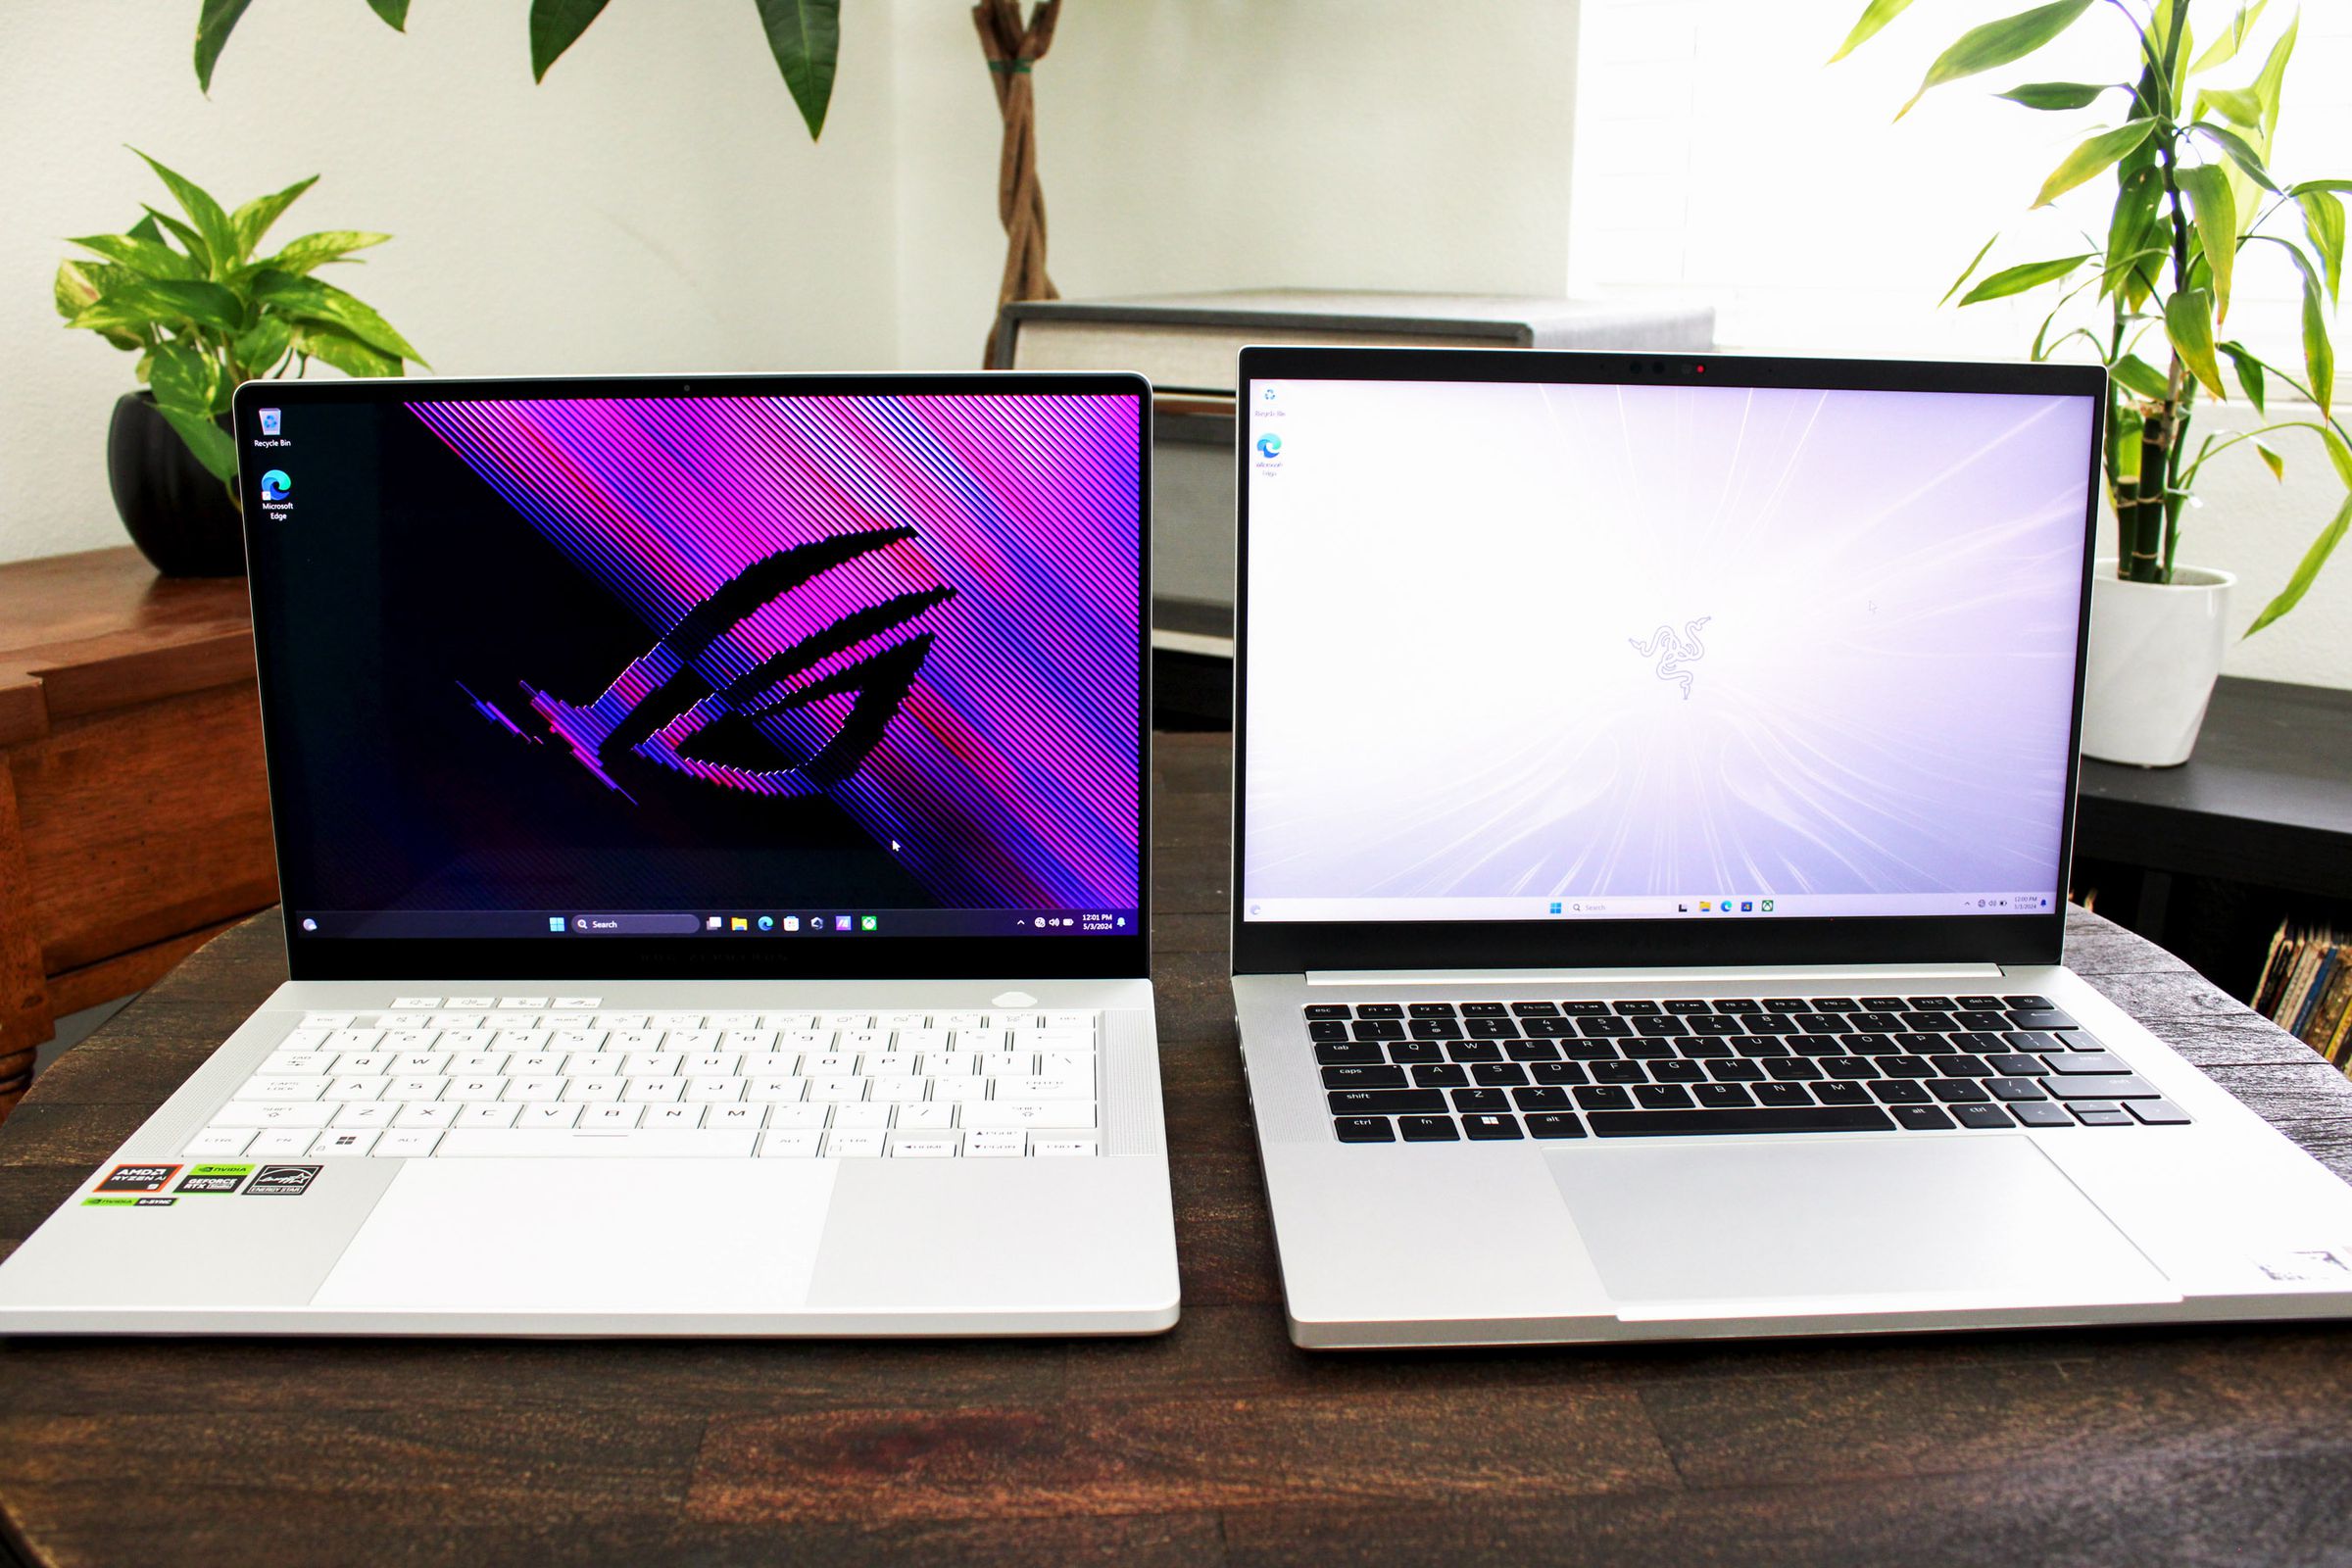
[1546,1137,2174,1314]
[314,1159,838,1314]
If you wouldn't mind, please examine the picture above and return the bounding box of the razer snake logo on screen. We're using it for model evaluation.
[464,527,954,803]
[1628,616,1711,700]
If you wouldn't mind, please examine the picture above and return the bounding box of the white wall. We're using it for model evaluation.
[4,0,2345,685]
[0,2,904,564]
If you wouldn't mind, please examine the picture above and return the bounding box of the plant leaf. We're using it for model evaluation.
[1898,0,2092,119]
[1960,253,2092,305]
[2250,10,2296,142]
[141,206,212,272]
[2323,426,2352,490]
[232,316,293,379]
[2033,119,2155,207]
[252,270,424,364]
[194,0,256,92]
[1997,80,2110,110]
[2196,85,2264,126]
[1829,0,1917,62]
[2111,352,2172,400]
[230,174,319,256]
[2192,122,2280,192]
[147,341,219,416]
[1939,232,2000,305]
[2300,188,2345,303]
[755,0,843,141]
[2291,180,2352,197]
[529,0,613,81]
[2245,492,2350,636]
[156,404,240,482]
[2254,441,2284,480]
[2220,340,2267,414]
[78,278,245,334]
[68,232,197,281]
[131,149,240,271]
[295,326,402,378]
[2178,162,2238,322]
[2185,0,2265,75]
[2164,287,2226,398]
[2105,140,2163,301]
[366,0,411,27]
[54,260,100,319]
[254,229,391,275]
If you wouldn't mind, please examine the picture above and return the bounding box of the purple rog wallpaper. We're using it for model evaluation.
[246,388,1144,938]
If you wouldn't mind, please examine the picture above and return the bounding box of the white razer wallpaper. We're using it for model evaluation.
[1241,375,2097,922]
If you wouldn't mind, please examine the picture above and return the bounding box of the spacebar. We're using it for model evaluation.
[1586,1106,1896,1138]
[433,1129,760,1157]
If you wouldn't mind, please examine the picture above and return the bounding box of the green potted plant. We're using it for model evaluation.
[56,151,423,575]
[1837,0,2349,765]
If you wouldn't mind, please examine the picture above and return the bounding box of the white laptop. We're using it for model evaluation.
[1228,345,2352,1348]
[0,371,1177,1336]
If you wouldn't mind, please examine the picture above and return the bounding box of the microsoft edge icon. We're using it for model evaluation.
[260,468,292,503]
[1255,432,1282,460]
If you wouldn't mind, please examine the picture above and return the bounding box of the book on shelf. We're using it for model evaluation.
[2250,922,2352,1071]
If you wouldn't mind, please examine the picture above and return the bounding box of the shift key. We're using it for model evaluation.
[1327,1089,1447,1115]
[959,1102,1099,1130]
[999,1074,1094,1101]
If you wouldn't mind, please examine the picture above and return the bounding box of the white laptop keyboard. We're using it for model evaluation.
[182,1001,1103,1161]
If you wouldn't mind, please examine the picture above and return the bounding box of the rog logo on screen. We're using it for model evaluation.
[465,526,955,803]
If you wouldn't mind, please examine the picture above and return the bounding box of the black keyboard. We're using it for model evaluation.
[1305,994,2190,1145]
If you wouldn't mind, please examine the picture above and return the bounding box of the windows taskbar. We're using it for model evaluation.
[289,909,1140,939]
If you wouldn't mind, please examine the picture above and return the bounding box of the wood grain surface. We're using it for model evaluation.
[3,730,2351,1568]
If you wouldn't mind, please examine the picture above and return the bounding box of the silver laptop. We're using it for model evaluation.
[0,371,1177,1335]
[1229,345,2352,1348]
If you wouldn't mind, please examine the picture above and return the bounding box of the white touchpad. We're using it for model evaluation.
[314,1160,837,1314]
[1547,1137,2175,1316]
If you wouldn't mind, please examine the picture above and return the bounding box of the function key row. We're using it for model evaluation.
[302,1010,1097,1032]
[1307,996,2059,1022]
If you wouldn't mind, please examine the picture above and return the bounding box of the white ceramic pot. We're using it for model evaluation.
[2080,558,2235,767]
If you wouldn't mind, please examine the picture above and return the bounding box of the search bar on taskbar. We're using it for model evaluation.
[567,913,705,935]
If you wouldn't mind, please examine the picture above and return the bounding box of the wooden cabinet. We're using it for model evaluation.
[0,548,275,1118]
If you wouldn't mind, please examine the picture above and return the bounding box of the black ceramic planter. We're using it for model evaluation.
[106,391,247,577]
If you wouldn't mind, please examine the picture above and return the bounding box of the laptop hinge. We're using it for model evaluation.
[1303,961,2006,987]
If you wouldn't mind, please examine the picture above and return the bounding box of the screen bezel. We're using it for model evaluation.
[1228,345,2105,976]
[234,370,1152,983]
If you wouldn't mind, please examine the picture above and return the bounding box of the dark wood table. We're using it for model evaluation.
[6,731,2352,1568]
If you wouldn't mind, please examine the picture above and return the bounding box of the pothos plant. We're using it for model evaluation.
[1836,0,2350,634]
[55,150,424,499]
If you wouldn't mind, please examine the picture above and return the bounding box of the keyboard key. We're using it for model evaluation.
[1691,1082,1753,1109]
[1399,1114,1459,1141]
[1588,1106,1896,1137]
[826,1131,888,1157]
[2073,1104,2133,1127]
[2047,1053,2131,1076]
[2047,1076,2160,1101]
[1633,1084,1694,1109]
[1355,1004,1402,1019]
[966,1130,1027,1157]
[1752,1083,1816,1108]
[2010,1008,2078,1031]
[2001,995,2055,1010]
[1926,1080,1990,1103]
[961,1102,1099,1130]
[894,1102,956,1131]
[1304,1004,1349,1020]
[212,1102,336,1129]
[1573,1085,1635,1110]
[1323,1065,1408,1090]
[1986,1077,2048,1102]
[374,1129,443,1157]
[183,1128,256,1156]
[1030,1140,1100,1157]
[1889,1105,1954,1131]
[1308,1021,1350,1043]
[1408,1003,1457,1017]
[1451,1089,1509,1113]
[1335,1116,1396,1143]
[248,1128,317,1156]
[310,1129,379,1157]
[1470,1062,1529,1087]
[759,1131,823,1157]
[1812,1082,1872,1106]
[1951,1104,2015,1130]
[1868,1080,1931,1104]
[1524,1113,1585,1139]
[2127,1099,2191,1125]
[1462,1113,1523,1140]
[890,1137,960,1158]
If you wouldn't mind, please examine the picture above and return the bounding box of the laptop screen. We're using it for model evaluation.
[1238,367,2097,930]
[238,376,1147,974]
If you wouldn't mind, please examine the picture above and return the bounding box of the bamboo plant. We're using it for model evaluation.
[1836,0,2350,633]
[55,150,424,501]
